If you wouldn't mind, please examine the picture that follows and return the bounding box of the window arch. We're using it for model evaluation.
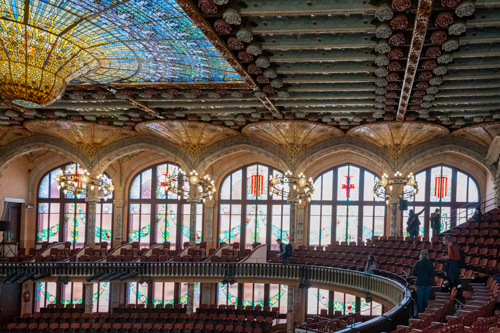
[309,164,386,245]
[219,163,289,251]
[403,164,480,236]
[37,163,114,249]
[128,162,203,249]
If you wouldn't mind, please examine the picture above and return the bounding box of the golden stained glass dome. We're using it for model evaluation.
[0,0,243,107]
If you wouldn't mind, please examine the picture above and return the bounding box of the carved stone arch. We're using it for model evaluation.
[193,136,293,180]
[89,136,193,175]
[398,137,495,179]
[294,138,394,177]
[0,135,91,173]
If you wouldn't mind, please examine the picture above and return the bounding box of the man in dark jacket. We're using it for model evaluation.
[277,238,288,265]
[412,249,436,314]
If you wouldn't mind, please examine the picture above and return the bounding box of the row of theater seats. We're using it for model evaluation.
[387,277,500,333]
[5,307,276,333]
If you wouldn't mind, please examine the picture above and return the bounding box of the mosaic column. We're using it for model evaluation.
[187,283,195,314]
[113,200,125,244]
[204,199,215,244]
[188,185,201,247]
[286,286,295,331]
[296,202,306,243]
[85,191,99,248]
[287,199,298,244]
[84,283,93,313]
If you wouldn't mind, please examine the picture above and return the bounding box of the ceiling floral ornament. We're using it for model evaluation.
[376,24,392,39]
[392,0,411,11]
[455,1,475,17]
[375,4,394,21]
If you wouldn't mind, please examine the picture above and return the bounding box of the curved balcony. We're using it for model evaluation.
[0,262,411,332]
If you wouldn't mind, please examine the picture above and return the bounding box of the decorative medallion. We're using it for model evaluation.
[242,120,345,158]
[135,120,240,157]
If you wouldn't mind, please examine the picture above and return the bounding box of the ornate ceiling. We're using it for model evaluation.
[242,120,344,158]
[0,0,499,150]
[135,120,239,156]
[451,122,500,147]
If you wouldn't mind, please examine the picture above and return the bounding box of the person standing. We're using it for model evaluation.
[276,238,289,265]
[470,207,483,222]
[430,208,442,237]
[443,235,461,289]
[365,254,377,274]
[412,250,436,314]
[407,208,425,237]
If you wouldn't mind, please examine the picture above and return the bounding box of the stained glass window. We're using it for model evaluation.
[93,282,110,313]
[126,282,149,305]
[61,282,83,306]
[269,284,288,323]
[129,163,203,248]
[408,165,481,235]
[153,282,175,307]
[37,163,113,249]
[219,164,287,251]
[307,287,329,315]
[35,281,108,311]
[243,283,265,308]
[34,282,57,312]
[218,283,239,306]
[178,283,201,309]
[310,164,386,245]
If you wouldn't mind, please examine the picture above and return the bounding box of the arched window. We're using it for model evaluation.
[128,162,203,248]
[403,165,480,236]
[37,163,114,249]
[219,163,289,251]
[309,164,386,245]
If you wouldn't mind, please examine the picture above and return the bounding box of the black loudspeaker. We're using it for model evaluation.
[0,221,10,232]
[400,199,408,211]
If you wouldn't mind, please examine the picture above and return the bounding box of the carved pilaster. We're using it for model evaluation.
[390,201,399,236]
[187,283,195,314]
[287,199,298,244]
[202,283,212,304]
[205,199,215,243]
[113,200,124,242]
[296,202,306,243]
[84,283,93,313]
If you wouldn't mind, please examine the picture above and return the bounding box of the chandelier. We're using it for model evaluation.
[160,169,216,202]
[373,171,418,200]
[269,171,315,203]
[55,169,114,200]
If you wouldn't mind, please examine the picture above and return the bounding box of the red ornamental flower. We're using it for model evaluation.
[166,114,177,119]
[384,115,394,121]
[419,71,433,80]
[388,48,404,60]
[451,124,461,128]
[328,121,337,126]
[264,114,274,120]
[389,32,405,46]
[167,88,179,96]
[367,117,376,122]
[256,75,270,84]
[384,105,395,111]
[216,89,228,95]
[71,115,83,121]
[387,61,402,71]
[351,121,360,125]
[239,89,251,95]
[238,51,253,62]
[426,46,442,58]
[13,117,24,121]
[98,120,109,125]
[422,60,437,70]
[249,117,259,122]
[124,121,135,126]
[188,115,198,121]
[390,14,408,30]
[144,114,155,120]
[430,30,448,45]
[410,105,421,110]
[308,116,318,122]
[144,88,157,96]
[386,72,399,82]
[284,114,294,120]
[22,114,34,119]
[9,121,20,125]
[198,0,217,14]
[386,82,399,90]
[441,0,461,8]
[247,64,262,75]
[262,85,275,94]
[214,19,231,34]
[227,37,244,50]
[340,125,350,129]
[412,97,423,103]
[191,89,203,96]
[385,92,398,98]
[392,0,411,11]
[230,125,239,130]
[212,120,222,125]
[427,116,437,121]
[131,117,142,122]
[485,116,495,122]
[416,81,429,89]
[406,115,417,121]
[413,90,426,97]
[386,99,397,105]
[435,12,454,28]
[442,120,453,125]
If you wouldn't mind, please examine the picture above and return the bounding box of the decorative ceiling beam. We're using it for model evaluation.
[396,0,434,122]
[125,98,160,117]
[69,81,249,90]
[259,97,281,116]
[240,7,377,17]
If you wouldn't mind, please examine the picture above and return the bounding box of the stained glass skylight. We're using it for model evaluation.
[0,0,244,107]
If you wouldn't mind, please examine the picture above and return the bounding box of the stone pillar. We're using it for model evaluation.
[188,182,201,247]
[85,189,99,248]
[187,283,195,314]
[202,283,212,305]
[286,285,295,331]
[84,283,94,313]
[287,182,298,244]
[296,202,306,244]
[388,184,403,236]
[204,199,215,244]
[110,282,121,312]
[113,200,125,246]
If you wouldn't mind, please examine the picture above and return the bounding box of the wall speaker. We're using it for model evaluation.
[0,221,10,232]
[400,199,408,211]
